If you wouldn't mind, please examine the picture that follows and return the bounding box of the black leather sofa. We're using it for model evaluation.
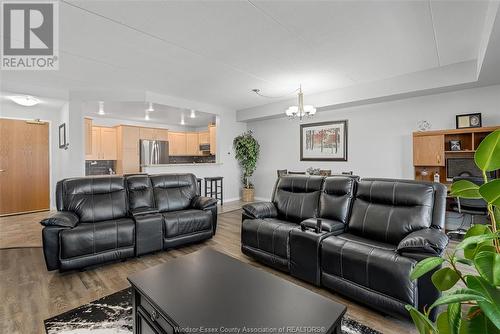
[241,175,448,319]
[41,173,217,271]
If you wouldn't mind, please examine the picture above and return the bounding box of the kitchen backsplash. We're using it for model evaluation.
[169,155,216,164]
[85,160,116,176]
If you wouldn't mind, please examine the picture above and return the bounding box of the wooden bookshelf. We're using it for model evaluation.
[413,126,499,183]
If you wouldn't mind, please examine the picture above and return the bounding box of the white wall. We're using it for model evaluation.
[248,85,500,200]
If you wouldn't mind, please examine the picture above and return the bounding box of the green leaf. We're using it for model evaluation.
[437,311,451,334]
[448,302,462,334]
[429,289,488,310]
[474,251,500,285]
[432,267,461,291]
[450,180,481,199]
[405,305,437,334]
[411,257,445,280]
[466,276,500,330]
[479,179,500,206]
[475,130,500,172]
[456,233,498,250]
[465,306,487,334]
[464,224,491,238]
[456,258,474,266]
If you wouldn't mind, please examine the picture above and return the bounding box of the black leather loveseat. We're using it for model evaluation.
[241,175,448,319]
[41,173,217,271]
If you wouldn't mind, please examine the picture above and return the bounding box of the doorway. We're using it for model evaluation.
[0,118,50,216]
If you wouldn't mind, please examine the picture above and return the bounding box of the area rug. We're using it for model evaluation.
[45,288,381,334]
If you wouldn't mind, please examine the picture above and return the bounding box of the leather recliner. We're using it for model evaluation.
[241,175,448,319]
[41,173,218,271]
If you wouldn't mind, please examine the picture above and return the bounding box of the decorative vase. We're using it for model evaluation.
[242,188,255,202]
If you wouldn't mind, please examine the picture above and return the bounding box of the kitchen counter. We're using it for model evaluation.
[142,162,222,167]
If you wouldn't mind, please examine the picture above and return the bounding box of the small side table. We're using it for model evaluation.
[204,176,223,205]
[289,221,334,286]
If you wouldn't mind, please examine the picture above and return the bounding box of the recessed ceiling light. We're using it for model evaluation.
[146,102,154,112]
[145,111,150,121]
[190,109,196,118]
[98,101,105,115]
[180,114,185,125]
[9,95,40,107]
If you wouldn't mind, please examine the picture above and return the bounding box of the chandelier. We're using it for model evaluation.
[285,86,316,120]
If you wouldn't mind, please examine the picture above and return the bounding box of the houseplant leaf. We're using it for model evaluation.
[479,179,500,206]
[466,276,500,330]
[405,305,437,334]
[448,302,462,334]
[432,267,461,291]
[429,289,487,310]
[450,180,481,199]
[474,251,500,286]
[456,233,497,251]
[410,257,445,280]
[436,311,451,334]
[474,130,500,172]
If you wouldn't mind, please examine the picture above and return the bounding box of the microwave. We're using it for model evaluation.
[199,144,210,151]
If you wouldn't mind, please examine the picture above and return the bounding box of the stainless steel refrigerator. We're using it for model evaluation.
[140,140,169,166]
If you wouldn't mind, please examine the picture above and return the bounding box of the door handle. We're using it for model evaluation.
[0,169,5,172]
[437,155,441,164]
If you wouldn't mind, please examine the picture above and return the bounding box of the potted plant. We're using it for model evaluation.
[233,130,260,202]
[406,129,500,333]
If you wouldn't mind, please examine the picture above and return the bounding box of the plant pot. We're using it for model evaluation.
[242,188,255,202]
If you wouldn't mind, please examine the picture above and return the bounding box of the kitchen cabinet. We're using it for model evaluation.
[186,132,199,155]
[168,132,187,155]
[209,125,216,155]
[116,126,140,174]
[413,134,444,166]
[140,127,169,141]
[198,131,209,144]
[86,126,117,160]
[84,118,92,155]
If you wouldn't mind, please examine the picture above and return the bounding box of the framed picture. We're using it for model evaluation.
[300,120,348,161]
[456,113,482,129]
[59,123,67,149]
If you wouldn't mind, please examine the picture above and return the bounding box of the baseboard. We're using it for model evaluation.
[254,196,271,201]
[223,197,241,203]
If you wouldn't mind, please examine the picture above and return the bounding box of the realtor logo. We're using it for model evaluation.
[1,1,59,70]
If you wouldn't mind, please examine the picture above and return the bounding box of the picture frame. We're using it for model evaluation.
[456,113,482,129]
[449,140,461,151]
[300,120,348,161]
[59,123,68,149]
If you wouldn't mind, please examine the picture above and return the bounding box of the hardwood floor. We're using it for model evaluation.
[0,207,415,334]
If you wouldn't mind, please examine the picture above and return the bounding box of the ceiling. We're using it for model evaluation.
[0,0,492,110]
[82,101,216,127]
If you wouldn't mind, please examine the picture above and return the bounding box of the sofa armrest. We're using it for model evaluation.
[397,228,449,256]
[131,207,159,217]
[242,202,278,219]
[300,218,345,234]
[40,211,79,228]
[191,196,218,210]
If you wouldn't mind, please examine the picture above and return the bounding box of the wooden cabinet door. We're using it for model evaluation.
[168,132,186,155]
[209,125,216,155]
[198,131,209,144]
[140,127,156,140]
[118,126,140,174]
[122,126,140,150]
[413,135,444,166]
[84,118,93,155]
[100,127,117,160]
[186,132,199,155]
[88,127,101,160]
[155,129,169,141]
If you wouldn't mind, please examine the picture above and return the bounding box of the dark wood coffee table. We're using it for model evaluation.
[128,248,346,334]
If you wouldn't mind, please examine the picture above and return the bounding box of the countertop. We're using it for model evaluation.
[142,162,222,167]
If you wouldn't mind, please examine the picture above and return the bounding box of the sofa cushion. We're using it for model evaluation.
[241,218,297,260]
[273,176,323,223]
[321,233,417,305]
[60,177,128,223]
[162,209,212,238]
[60,218,135,259]
[348,179,435,244]
[150,174,197,212]
[319,176,357,224]
[126,175,154,211]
